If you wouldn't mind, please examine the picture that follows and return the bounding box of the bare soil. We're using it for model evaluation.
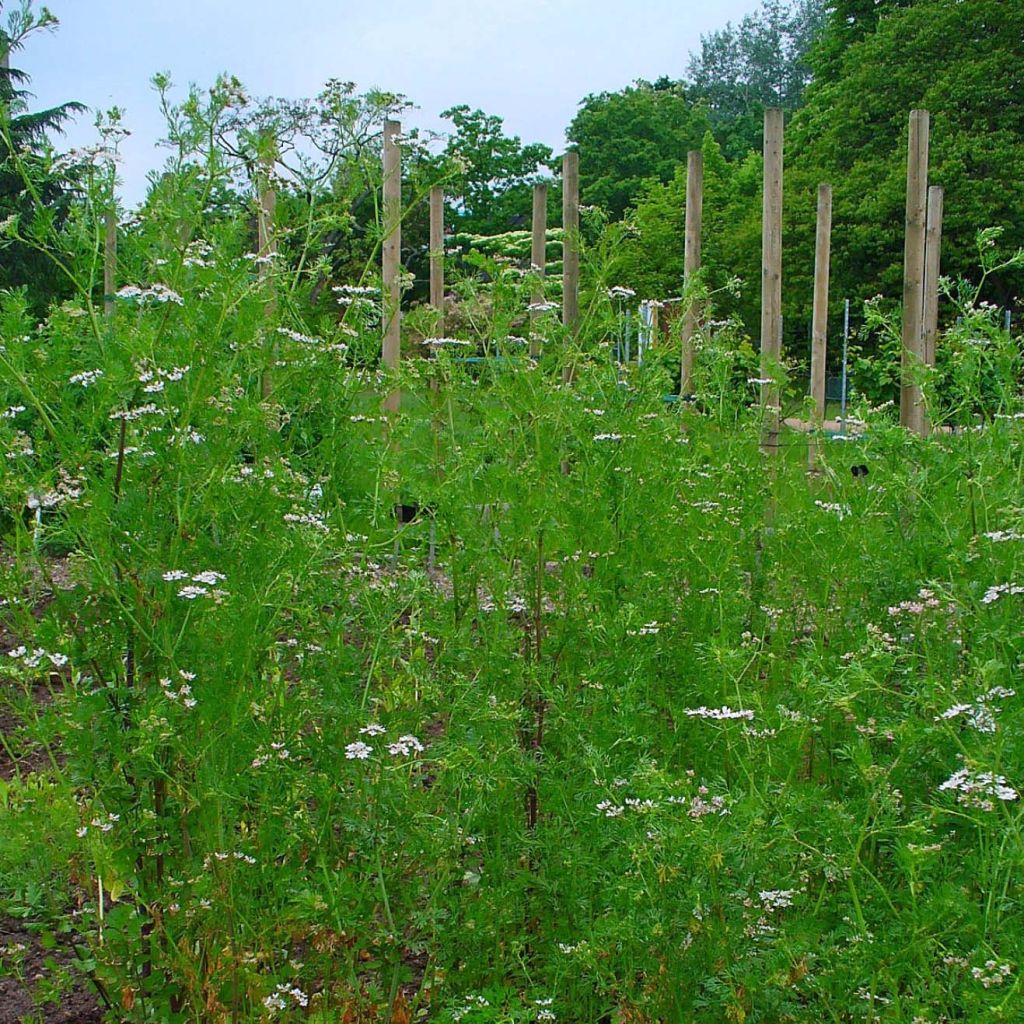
[0,920,104,1024]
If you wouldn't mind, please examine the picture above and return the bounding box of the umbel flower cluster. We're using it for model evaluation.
[939,766,1018,811]
[345,724,425,760]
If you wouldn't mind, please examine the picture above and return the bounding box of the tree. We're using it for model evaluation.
[0,1,85,306]
[686,0,827,159]
[439,105,553,236]
[611,131,762,327]
[809,0,913,85]
[567,80,710,220]
[785,0,1024,335]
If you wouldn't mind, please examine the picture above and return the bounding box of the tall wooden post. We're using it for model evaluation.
[808,183,832,471]
[921,184,943,436]
[562,152,580,384]
[529,183,548,359]
[426,184,445,451]
[382,119,402,414]
[681,150,703,395]
[922,184,943,369]
[900,109,929,435]
[103,208,117,319]
[257,156,278,400]
[760,108,784,453]
[429,185,445,332]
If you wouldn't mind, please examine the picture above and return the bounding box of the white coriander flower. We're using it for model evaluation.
[69,369,104,387]
[191,570,226,586]
[939,766,1018,809]
[387,734,425,757]
[684,705,754,721]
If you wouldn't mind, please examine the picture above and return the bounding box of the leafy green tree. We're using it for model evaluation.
[439,105,553,236]
[611,131,762,327]
[0,1,85,306]
[785,0,1024,339]
[567,80,711,220]
[810,0,912,84]
[686,0,826,159]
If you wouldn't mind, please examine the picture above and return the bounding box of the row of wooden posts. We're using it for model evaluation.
[379,108,942,453]
[98,109,942,451]
[379,119,586,404]
[807,109,942,457]
[761,107,943,465]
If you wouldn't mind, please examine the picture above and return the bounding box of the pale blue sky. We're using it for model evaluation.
[23,0,762,205]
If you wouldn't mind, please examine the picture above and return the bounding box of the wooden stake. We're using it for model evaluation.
[382,119,402,414]
[429,185,444,331]
[760,108,784,453]
[681,150,703,395]
[921,184,943,436]
[922,184,943,370]
[808,183,832,471]
[561,151,580,384]
[427,186,445,463]
[257,156,277,400]
[103,207,117,319]
[900,109,929,435]
[530,183,547,359]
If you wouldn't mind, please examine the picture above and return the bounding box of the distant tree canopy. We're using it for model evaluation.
[610,131,742,280]
[785,0,1024,319]
[687,0,827,158]
[567,81,710,222]
[565,0,825,226]
[439,105,554,236]
[611,131,764,327]
[590,0,1024,354]
[810,0,914,84]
